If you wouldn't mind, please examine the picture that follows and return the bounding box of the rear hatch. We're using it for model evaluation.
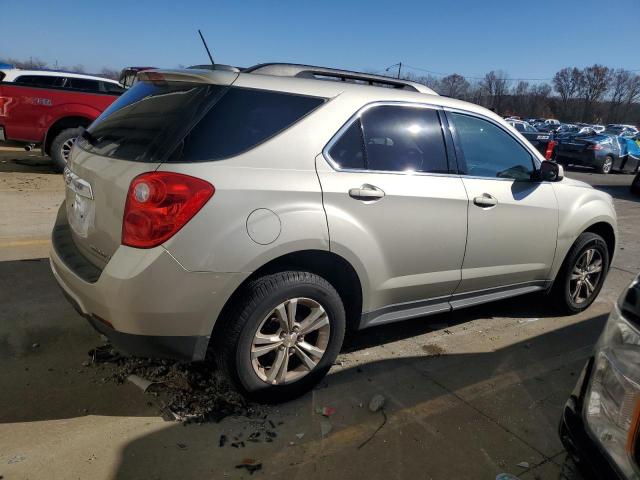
[64,69,239,268]
[63,68,326,269]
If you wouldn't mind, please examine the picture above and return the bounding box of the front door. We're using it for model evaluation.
[446,111,558,296]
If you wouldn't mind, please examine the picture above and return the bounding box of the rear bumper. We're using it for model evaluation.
[50,202,247,361]
[559,358,627,480]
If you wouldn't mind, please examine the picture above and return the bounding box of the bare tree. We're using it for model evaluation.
[5,57,48,69]
[480,70,509,113]
[553,67,583,118]
[580,64,611,121]
[439,74,469,99]
[511,81,530,116]
[99,67,120,80]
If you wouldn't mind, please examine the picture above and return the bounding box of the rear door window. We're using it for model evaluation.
[327,105,449,173]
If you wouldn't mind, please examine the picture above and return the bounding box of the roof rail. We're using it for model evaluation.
[244,63,437,95]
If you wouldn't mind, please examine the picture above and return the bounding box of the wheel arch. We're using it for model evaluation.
[44,116,92,155]
[213,249,364,338]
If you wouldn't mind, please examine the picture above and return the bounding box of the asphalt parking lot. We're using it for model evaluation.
[1,147,639,480]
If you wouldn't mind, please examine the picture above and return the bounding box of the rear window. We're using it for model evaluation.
[78,81,325,163]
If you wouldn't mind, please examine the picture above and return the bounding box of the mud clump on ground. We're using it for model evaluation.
[88,343,266,424]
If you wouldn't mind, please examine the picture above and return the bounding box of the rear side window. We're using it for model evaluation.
[78,81,324,163]
[327,105,449,173]
[101,81,125,94]
[66,78,101,93]
[449,113,534,180]
[171,88,324,162]
[14,75,65,88]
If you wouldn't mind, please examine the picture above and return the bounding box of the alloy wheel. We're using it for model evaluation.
[602,157,613,174]
[251,297,330,385]
[569,248,603,305]
[61,138,76,162]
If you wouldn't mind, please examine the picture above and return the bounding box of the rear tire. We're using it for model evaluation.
[50,127,83,173]
[551,232,609,314]
[213,271,346,403]
[598,155,613,174]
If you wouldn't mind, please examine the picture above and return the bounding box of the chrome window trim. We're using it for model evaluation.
[321,100,453,177]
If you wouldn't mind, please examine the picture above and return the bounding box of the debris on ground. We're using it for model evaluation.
[358,408,388,449]
[516,461,530,468]
[295,432,305,439]
[7,454,26,464]
[320,421,332,437]
[87,343,265,424]
[31,343,39,349]
[126,374,158,393]
[235,459,262,475]
[496,474,520,480]
[422,344,446,356]
[219,434,228,447]
[368,394,386,413]
[315,406,337,417]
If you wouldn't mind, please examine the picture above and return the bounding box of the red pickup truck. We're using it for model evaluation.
[0,69,124,171]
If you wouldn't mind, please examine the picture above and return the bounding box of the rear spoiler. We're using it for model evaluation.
[137,69,238,85]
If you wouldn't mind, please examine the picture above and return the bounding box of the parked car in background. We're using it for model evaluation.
[506,120,556,159]
[535,122,561,134]
[51,63,616,401]
[0,69,124,171]
[560,274,640,479]
[118,66,156,89]
[592,124,605,133]
[554,129,640,174]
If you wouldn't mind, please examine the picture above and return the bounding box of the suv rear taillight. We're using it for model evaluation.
[544,140,557,160]
[122,172,214,248]
[588,144,604,150]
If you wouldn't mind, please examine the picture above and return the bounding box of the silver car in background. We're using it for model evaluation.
[50,63,617,401]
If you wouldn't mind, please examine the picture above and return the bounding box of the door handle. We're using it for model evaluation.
[349,184,385,201]
[473,193,498,208]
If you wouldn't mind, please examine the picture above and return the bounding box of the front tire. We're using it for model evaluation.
[551,232,609,314]
[50,127,83,173]
[214,271,346,403]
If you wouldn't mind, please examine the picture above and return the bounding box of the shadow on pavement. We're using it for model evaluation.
[112,315,605,479]
[0,153,58,174]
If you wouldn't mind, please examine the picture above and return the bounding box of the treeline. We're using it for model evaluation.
[400,64,640,125]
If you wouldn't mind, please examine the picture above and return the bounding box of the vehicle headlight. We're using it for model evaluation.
[585,285,640,478]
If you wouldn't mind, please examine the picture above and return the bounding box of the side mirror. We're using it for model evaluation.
[538,161,563,182]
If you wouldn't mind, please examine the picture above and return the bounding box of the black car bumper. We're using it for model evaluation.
[560,358,627,480]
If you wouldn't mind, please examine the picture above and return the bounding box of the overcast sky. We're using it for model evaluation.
[2,0,638,80]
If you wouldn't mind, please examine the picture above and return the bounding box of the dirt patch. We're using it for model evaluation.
[422,344,446,356]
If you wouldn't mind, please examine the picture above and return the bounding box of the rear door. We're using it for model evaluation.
[317,103,468,319]
[445,110,558,298]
